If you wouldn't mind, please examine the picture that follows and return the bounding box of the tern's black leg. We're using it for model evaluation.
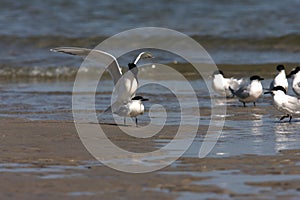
[289,115,292,123]
[243,102,246,107]
[253,102,256,107]
[280,114,289,121]
[131,117,138,127]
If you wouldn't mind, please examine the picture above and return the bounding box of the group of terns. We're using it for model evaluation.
[212,64,300,122]
[51,46,300,125]
[51,47,153,127]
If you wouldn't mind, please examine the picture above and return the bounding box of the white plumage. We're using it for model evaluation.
[115,96,148,125]
[265,86,300,122]
[230,75,264,107]
[269,65,288,91]
[51,47,152,126]
[212,70,243,97]
[287,66,300,97]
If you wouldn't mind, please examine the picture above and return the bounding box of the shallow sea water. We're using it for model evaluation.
[1,74,300,158]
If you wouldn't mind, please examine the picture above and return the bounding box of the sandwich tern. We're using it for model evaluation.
[51,47,153,126]
[287,66,300,97]
[115,95,149,126]
[265,86,300,122]
[269,64,288,91]
[229,75,264,107]
[212,70,243,97]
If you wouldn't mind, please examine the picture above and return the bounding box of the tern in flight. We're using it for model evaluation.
[51,47,153,126]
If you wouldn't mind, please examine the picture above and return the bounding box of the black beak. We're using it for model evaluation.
[264,91,272,94]
[141,98,149,101]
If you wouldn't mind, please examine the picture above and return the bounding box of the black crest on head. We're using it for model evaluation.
[131,96,149,101]
[276,65,285,72]
[213,70,224,76]
[128,63,137,70]
[250,75,264,81]
[292,66,300,74]
[287,66,300,78]
[272,86,287,94]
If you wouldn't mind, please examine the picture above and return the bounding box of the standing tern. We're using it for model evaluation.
[212,70,243,97]
[229,75,264,107]
[287,66,300,97]
[115,95,149,126]
[51,47,153,126]
[269,64,288,91]
[265,86,300,122]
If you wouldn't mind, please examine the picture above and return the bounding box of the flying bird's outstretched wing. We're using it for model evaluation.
[52,48,153,121]
[51,47,134,104]
[51,47,122,85]
[133,52,153,65]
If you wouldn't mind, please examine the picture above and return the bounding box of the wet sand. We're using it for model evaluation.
[0,118,300,199]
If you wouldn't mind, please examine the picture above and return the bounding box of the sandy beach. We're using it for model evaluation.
[1,1,300,199]
[1,118,300,199]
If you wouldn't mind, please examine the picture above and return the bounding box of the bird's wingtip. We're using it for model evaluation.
[49,47,78,56]
[142,52,154,59]
[50,47,60,52]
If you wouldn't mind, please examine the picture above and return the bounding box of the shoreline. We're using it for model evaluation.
[0,62,298,81]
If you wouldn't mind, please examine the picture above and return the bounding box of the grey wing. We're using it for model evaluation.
[51,47,92,56]
[269,80,274,90]
[234,84,250,99]
[51,47,122,85]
